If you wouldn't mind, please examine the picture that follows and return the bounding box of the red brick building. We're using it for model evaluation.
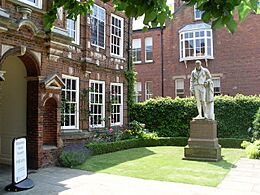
[0,0,130,168]
[132,2,260,102]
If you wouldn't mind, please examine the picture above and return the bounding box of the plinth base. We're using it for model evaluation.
[5,178,34,192]
[183,145,222,161]
[183,119,222,162]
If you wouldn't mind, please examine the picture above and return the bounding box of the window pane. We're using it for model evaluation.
[111,15,124,56]
[145,37,153,61]
[89,81,105,127]
[91,5,105,47]
[61,76,79,129]
[110,84,123,125]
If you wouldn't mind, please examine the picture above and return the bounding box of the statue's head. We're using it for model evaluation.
[195,60,202,70]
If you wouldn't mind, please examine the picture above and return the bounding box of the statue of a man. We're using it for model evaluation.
[190,60,215,120]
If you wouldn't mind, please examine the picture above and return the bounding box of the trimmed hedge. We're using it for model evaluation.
[87,137,244,155]
[131,95,260,139]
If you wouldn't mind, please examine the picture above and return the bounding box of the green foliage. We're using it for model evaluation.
[218,138,246,148]
[87,137,243,155]
[125,63,137,117]
[59,151,90,168]
[131,95,260,139]
[241,140,251,148]
[87,137,188,155]
[252,108,260,140]
[44,0,259,32]
[241,139,260,159]
[184,0,259,33]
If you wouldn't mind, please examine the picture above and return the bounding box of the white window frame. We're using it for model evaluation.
[111,14,124,58]
[194,4,203,20]
[179,29,213,62]
[18,0,42,9]
[134,82,142,102]
[212,77,221,96]
[145,81,153,100]
[175,79,185,98]
[145,37,153,63]
[89,80,105,128]
[132,38,142,64]
[61,75,80,130]
[66,15,80,45]
[91,4,106,49]
[110,83,123,126]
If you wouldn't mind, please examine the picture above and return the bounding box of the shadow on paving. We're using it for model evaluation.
[78,147,156,172]
[0,166,94,195]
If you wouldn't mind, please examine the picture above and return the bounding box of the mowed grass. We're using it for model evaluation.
[77,146,245,187]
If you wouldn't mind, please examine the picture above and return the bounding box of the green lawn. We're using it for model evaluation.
[77,146,245,187]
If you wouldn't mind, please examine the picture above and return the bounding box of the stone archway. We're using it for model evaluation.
[0,48,40,169]
[0,56,27,164]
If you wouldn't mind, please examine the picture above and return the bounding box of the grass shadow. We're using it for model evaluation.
[206,155,238,169]
[77,147,156,172]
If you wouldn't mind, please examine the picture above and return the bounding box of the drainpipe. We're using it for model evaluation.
[160,28,164,97]
[127,17,132,71]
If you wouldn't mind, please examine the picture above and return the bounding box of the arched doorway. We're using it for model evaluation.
[0,56,27,164]
[0,48,40,168]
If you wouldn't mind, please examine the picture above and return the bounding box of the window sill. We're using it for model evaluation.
[61,129,82,134]
[180,56,214,62]
[111,54,125,61]
[133,61,142,64]
[11,0,44,12]
[145,60,154,64]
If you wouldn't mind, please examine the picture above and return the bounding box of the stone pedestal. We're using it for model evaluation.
[183,119,221,161]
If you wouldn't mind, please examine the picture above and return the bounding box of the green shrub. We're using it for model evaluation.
[59,151,90,168]
[241,139,260,159]
[252,108,260,140]
[87,137,188,155]
[131,95,260,139]
[218,138,246,148]
[241,141,251,148]
[87,137,243,155]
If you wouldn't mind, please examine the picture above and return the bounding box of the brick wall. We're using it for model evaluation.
[0,0,130,168]
[133,4,260,99]
[133,28,164,101]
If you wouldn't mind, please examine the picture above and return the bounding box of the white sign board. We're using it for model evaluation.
[13,137,27,183]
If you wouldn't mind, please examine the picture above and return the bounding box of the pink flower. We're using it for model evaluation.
[108,128,113,133]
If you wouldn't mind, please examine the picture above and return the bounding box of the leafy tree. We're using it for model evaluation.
[45,0,259,33]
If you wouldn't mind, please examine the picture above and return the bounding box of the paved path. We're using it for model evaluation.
[0,158,260,195]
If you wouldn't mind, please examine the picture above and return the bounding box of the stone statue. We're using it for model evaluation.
[190,60,215,120]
